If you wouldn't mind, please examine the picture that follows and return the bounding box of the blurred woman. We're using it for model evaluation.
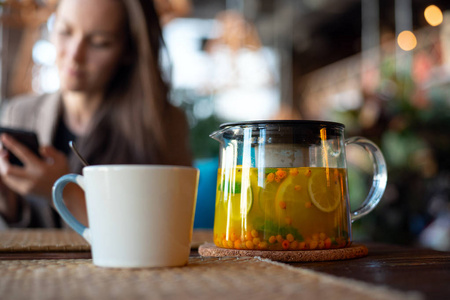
[0,0,192,228]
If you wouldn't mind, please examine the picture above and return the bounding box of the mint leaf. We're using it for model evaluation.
[218,181,241,194]
[256,220,304,241]
[264,168,278,174]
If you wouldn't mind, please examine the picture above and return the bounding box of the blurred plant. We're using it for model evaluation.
[170,89,222,159]
[333,51,450,248]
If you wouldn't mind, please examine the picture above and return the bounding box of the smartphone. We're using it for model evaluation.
[0,127,40,166]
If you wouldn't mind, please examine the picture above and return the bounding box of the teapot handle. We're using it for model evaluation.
[345,137,387,222]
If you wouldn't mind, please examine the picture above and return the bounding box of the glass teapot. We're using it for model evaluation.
[210,120,387,251]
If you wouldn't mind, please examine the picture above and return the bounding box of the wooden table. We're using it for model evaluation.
[290,243,450,300]
[0,230,449,300]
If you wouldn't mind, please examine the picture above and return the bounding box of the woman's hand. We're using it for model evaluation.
[0,134,70,200]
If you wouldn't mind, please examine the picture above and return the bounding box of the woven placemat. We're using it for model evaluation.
[0,229,214,252]
[0,229,90,252]
[199,243,368,262]
[0,256,422,300]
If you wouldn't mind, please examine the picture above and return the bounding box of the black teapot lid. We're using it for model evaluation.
[219,120,344,129]
[218,120,345,144]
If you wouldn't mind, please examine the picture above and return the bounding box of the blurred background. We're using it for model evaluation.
[1,0,450,250]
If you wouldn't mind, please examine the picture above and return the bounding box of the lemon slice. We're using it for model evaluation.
[229,186,253,220]
[308,170,341,213]
[258,181,277,213]
[249,169,261,207]
[275,175,295,204]
[274,174,305,217]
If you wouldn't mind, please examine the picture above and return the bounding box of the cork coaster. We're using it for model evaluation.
[198,243,368,262]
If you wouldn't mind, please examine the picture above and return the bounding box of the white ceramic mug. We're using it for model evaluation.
[52,165,199,268]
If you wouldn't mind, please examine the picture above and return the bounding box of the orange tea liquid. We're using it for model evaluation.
[213,167,351,250]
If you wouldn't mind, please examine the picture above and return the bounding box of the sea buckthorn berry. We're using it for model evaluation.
[290,241,299,250]
[312,233,319,241]
[221,233,226,240]
[276,235,284,243]
[319,233,327,241]
[275,176,281,183]
[285,217,292,225]
[334,169,340,179]
[310,240,318,250]
[258,241,268,250]
[304,169,312,177]
[269,236,277,244]
[222,239,229,248]
[230,232,237,242]
[324,238,332,249]
[227,240,234,248]
[305,201,312,208]
[294,185,301,191]
[279,201,287,209]
[234,240,241,249]
[251,230,259,238]
[245,241,254,249]
[282,240,290,250]
[267,173,275,182]
[286,234,295,242]
[276,169,287,179]
[290,168,299,176]
[298,242,306,250]
[246,231,253,241]
[253,238,261,245]
[318,241,324,249]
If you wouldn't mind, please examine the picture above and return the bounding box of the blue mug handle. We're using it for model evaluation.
[52,174,92,243]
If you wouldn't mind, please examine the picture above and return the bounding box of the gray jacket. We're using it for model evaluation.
[0,92,193,228]
[0,93,63,228]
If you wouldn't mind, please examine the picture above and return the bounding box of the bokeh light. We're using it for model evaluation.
[397,31,417,51]
[424,5,443,26]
